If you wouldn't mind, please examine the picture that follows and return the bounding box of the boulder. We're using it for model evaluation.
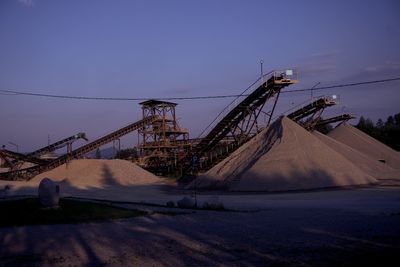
[38,177,60,208]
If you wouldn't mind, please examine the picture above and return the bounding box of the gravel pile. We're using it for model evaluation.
[314,131,400,180]
[188,117,376,191]
[31,159,163,189]
[328,123,400,170]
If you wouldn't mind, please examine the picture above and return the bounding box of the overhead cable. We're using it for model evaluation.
[0,77,399,101]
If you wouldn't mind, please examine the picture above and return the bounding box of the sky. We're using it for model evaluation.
[0,0,400,152]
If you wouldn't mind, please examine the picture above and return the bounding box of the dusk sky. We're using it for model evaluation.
[1,0,400,152]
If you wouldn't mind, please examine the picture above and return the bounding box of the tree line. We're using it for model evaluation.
[355,112,400,151]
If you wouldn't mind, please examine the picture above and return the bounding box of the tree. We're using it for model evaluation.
[356,116,374,136]
[376,118,384,129]
[394,113,400,126]
[357,116,366,128]
[355,113,400,151]
[385,115,395,127]
[115,148,138,160]
[365,118,374,129]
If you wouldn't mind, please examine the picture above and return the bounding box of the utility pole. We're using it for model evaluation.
[311,82,321,101]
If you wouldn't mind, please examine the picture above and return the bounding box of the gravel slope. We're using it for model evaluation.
[328,123,400,170]
[189,117,376,191]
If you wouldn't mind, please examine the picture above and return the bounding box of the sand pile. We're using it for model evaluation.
[31,159,163,189]
[328,123,400,170]
[188,117,376,191]
[313,131,400,180]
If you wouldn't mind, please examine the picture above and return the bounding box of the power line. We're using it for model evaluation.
[0,77,399,101]
[282,77,400,93]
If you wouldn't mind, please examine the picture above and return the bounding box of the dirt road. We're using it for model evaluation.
[1,187,399,266]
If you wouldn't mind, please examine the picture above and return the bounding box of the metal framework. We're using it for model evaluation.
[287,96,337,131]
[0,116,159,180]
[137,100,189,172]
[0,132,88,171]
[315,113,355,127]
[184,70,298,172]
[27,132,88,158]
[1,69,299,179]
[0,149,48,171]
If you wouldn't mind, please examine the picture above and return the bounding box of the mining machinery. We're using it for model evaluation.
[0,116,159,180]
[183,69,298,172]
[315,113,355,127]
[287,96,337,131]
[137,100,189,174]
[1,69,299,180]
[0,132,88,171]
[27,132,88,158]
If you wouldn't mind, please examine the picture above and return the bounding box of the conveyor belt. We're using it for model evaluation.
[194,72,297,156]
[316,114,354,127]
[0,149,48,165]
[287,97,336,122]
[176,71,297,174]
[0,115,159,180]
[27,132,88,158]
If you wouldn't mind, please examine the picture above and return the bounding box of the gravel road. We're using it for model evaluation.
[1,186,399,266]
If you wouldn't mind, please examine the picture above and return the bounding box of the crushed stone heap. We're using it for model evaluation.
[188,116,376,191]
[31,159,163,189]
[314,131,400,181]
[328,123,400,170]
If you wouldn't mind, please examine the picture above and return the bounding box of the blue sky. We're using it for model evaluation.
[1,0,399,152]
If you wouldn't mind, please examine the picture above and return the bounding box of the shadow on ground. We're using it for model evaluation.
[1,203,399,266]
[0,163,400,266]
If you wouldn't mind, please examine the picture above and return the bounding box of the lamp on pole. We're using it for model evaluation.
[311,82,321,101]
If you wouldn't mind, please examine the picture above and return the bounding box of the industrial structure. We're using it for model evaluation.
[0,133,88,171]
[287,96,337,131]
[137,100,189,173]
[0,116,158,180]
[287,96,355,131]
[0,69,305,180]
[315,114,355,128]
[183,70,298,172]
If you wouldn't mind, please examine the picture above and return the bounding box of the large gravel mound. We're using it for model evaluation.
[313,131,400,180]
[328,123,400,170]
[188,117,376,191]
[31,159,163,189]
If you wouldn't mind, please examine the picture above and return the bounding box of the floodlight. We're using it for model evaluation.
[286,70,293,76]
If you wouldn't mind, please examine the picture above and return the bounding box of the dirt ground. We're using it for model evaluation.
[1,185,399,266]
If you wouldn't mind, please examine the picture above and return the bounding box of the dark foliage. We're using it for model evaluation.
[356,112,400,151]
[0,198,145,227]
[115,148,138,160]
